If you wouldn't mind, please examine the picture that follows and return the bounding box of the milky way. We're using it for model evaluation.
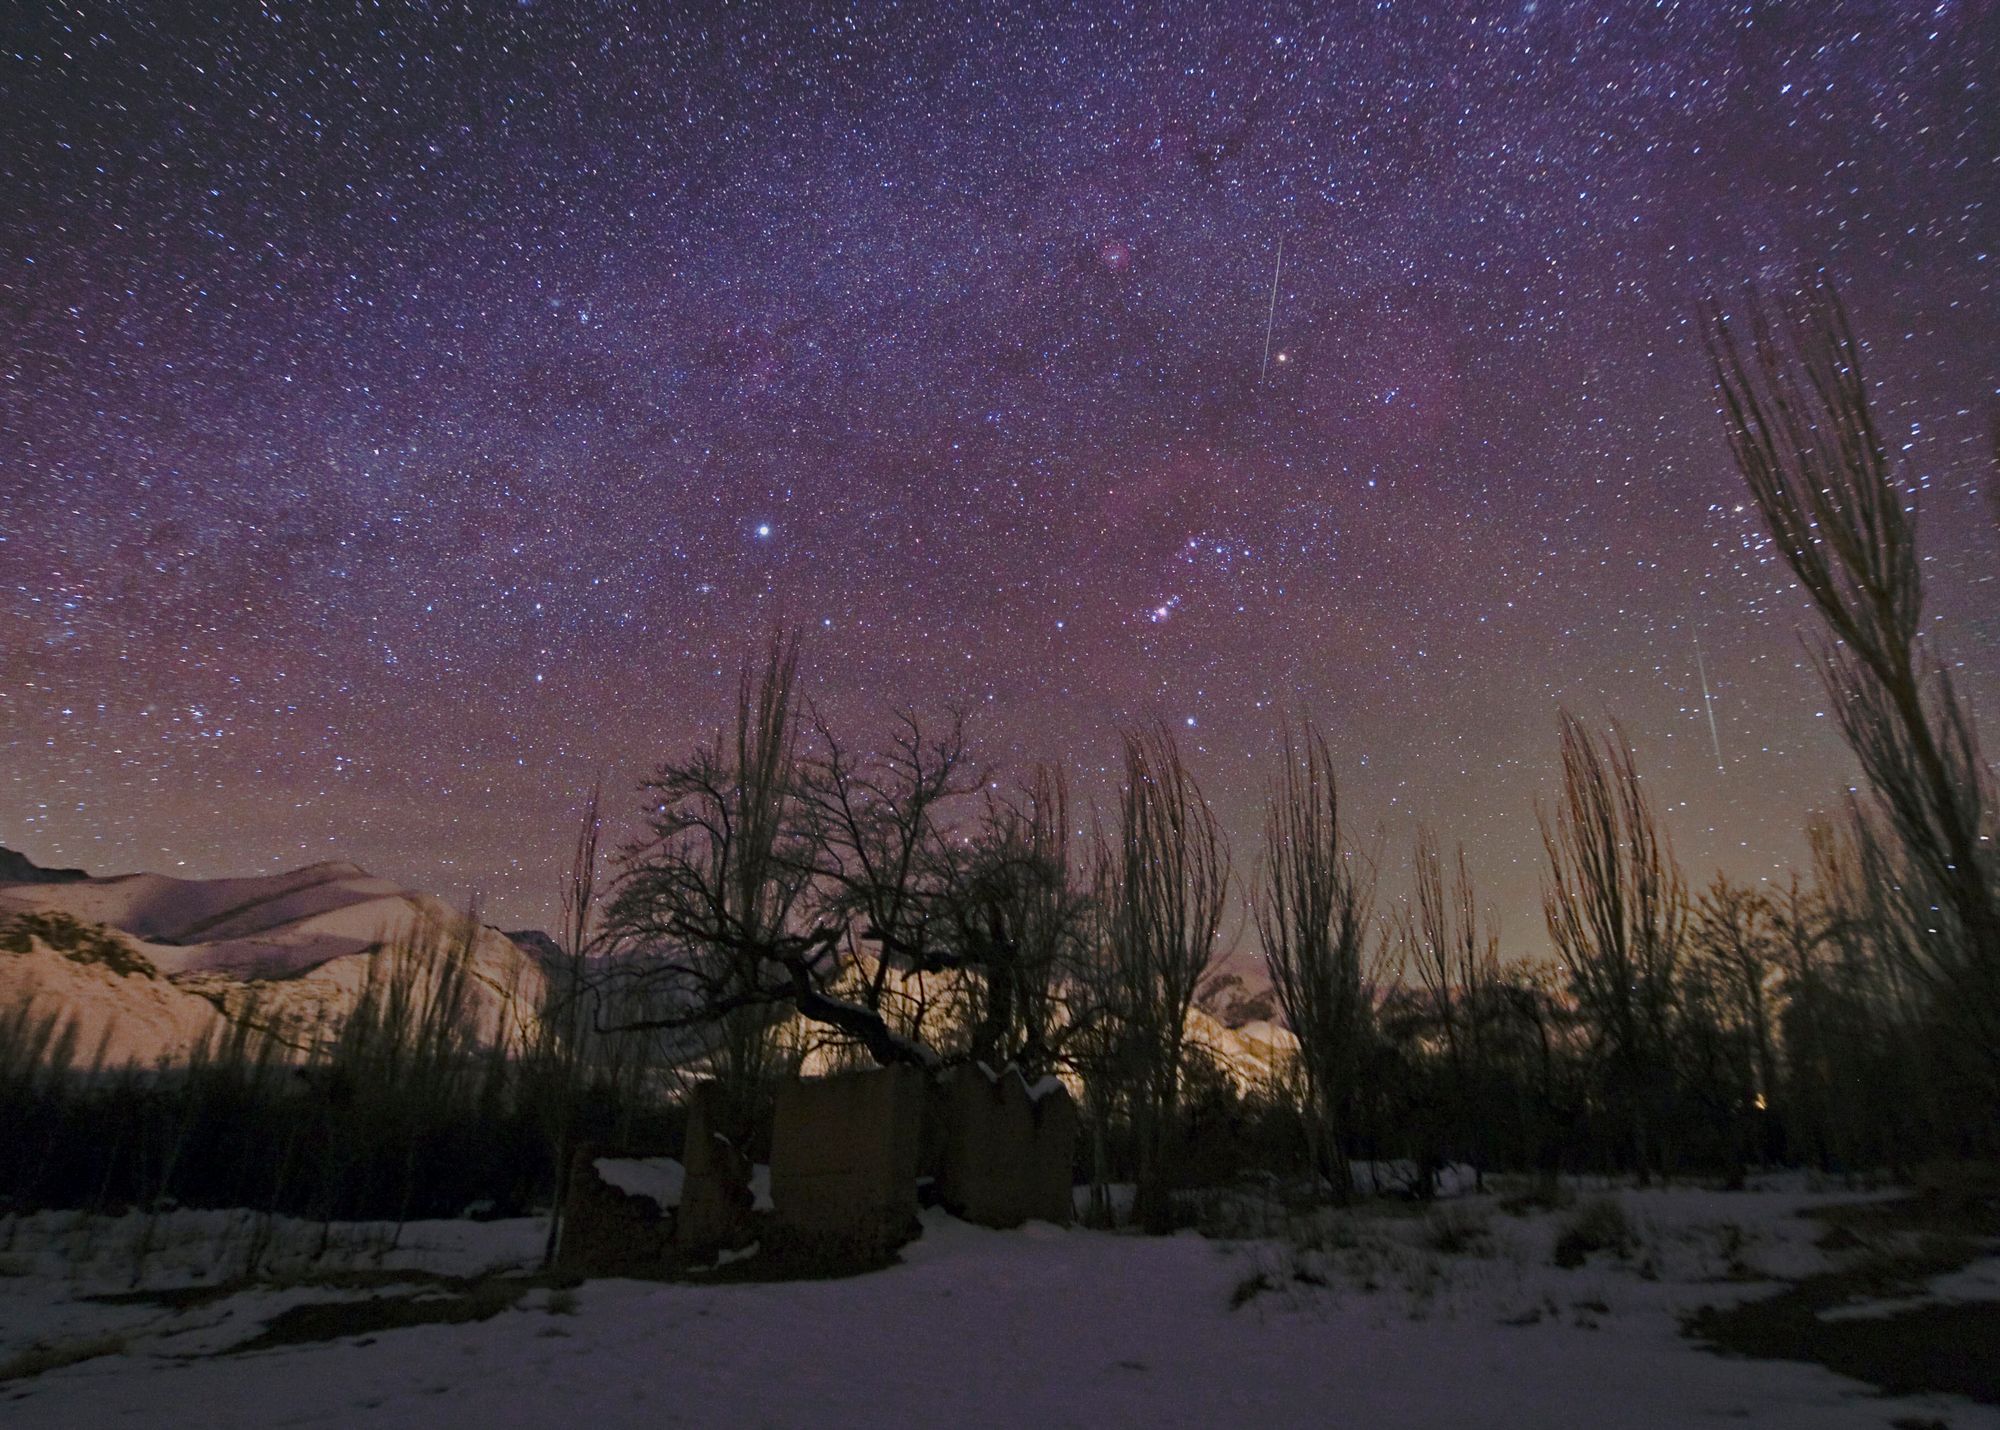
[4,1,1996,939]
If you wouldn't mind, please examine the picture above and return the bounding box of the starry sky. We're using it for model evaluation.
[3,0,1996,945]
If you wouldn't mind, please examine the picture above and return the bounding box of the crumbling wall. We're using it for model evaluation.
[770,1064,923,1258]
[936,1064,1077,1228]
[555,1144,675,1277]
[675,1082,758,1255]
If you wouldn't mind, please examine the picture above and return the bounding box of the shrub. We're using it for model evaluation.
[1229,1270,1275,1310]
[1553,1197,1634,1268]
[1498,1174,1574,1217]
[1,911,155,979]
[1424,1204,1491,1256]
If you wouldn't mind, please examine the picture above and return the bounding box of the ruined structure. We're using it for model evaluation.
[769,1063,925,1259]
[675,1082,758,1255]
[558,1062,1080,1278]
[934,1064,1077,1228]
[554,1144,675,1277]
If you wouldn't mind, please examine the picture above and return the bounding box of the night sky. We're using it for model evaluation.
[4,1,1995,944]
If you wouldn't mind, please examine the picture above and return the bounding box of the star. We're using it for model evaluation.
[0,0,1987,941]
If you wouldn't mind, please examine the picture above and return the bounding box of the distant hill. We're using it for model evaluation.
[504,927,565,966]
[0,846,89,886]
[0,857,548,1067]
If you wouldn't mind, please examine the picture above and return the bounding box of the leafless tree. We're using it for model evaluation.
[1539,712,1686,1183]
[1706,278,1999,1106]
[1485,956,1574,1185]
[1097,722,1230,1231]
[931,764,1087,1075]
[793,704,981,1051]
[541,778,605,1267]
[1255,718,1377,1203]
[603,635,938,1071]
[1796,815,1936,1169]
[1403,827,1497,1191]
[1690,875,1781,1154]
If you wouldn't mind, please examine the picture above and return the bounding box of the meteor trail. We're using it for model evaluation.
[1694,632,1724,772]
[1259,236,1284,384]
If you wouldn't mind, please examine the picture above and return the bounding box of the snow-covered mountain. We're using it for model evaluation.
[0,849,548,1067]
[1,846,1295,1086]
[1187,1007,1298,1090]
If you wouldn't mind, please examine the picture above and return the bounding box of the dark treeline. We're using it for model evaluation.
[0,908,683,1231]
[1,279,1992,1238]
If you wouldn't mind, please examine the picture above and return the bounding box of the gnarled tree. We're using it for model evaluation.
[604,636,939,1074]
[793,703,981,1056]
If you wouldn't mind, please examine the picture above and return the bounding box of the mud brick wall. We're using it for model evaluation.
[676,1082,757,1255]
[770,1064,923,1257]
[936,1065,1077,1228]
[555,1144,675,1277]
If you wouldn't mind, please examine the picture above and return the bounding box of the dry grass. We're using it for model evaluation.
[0,1333,128,1385]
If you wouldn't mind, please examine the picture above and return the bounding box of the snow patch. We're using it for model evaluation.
[592,1158,685,1209]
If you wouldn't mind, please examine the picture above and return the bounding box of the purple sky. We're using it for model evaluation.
[4,1,1995,945]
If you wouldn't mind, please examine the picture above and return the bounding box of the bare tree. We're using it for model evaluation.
[541,779,605,1268]
[1255,718,1376,1203]
[1705,278,1999,1107]
[603,636,938,1071]
[1539,712,1686,1183]
[1485,956,1573,1186]
[1690,875,1782,1164]
[931,764,1087,1075]
[1797,815,1935,1170]
[793,704,980,1052]
[1403,827,1497,1191]
[1097,723,1230,1232]
[1769,873,1837,1169]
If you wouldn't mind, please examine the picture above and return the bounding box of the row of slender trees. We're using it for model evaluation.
[542,277,1992,1227]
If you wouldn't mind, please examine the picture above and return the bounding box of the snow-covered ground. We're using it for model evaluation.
[3,1178,1994,1429]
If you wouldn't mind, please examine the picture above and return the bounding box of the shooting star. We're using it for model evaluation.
[1259,236,1284,384]
[1694,632,1724,772]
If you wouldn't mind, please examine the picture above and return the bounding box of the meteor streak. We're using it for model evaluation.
[1694,632,1724,772]
[1259,236,1284,384]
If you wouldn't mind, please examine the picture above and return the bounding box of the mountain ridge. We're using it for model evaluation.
[0,846,89,886]
[1,848,1292,1084]
[0,850,549,1066]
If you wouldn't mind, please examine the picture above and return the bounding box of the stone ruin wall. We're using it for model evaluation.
[934,1063,1077,1229]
